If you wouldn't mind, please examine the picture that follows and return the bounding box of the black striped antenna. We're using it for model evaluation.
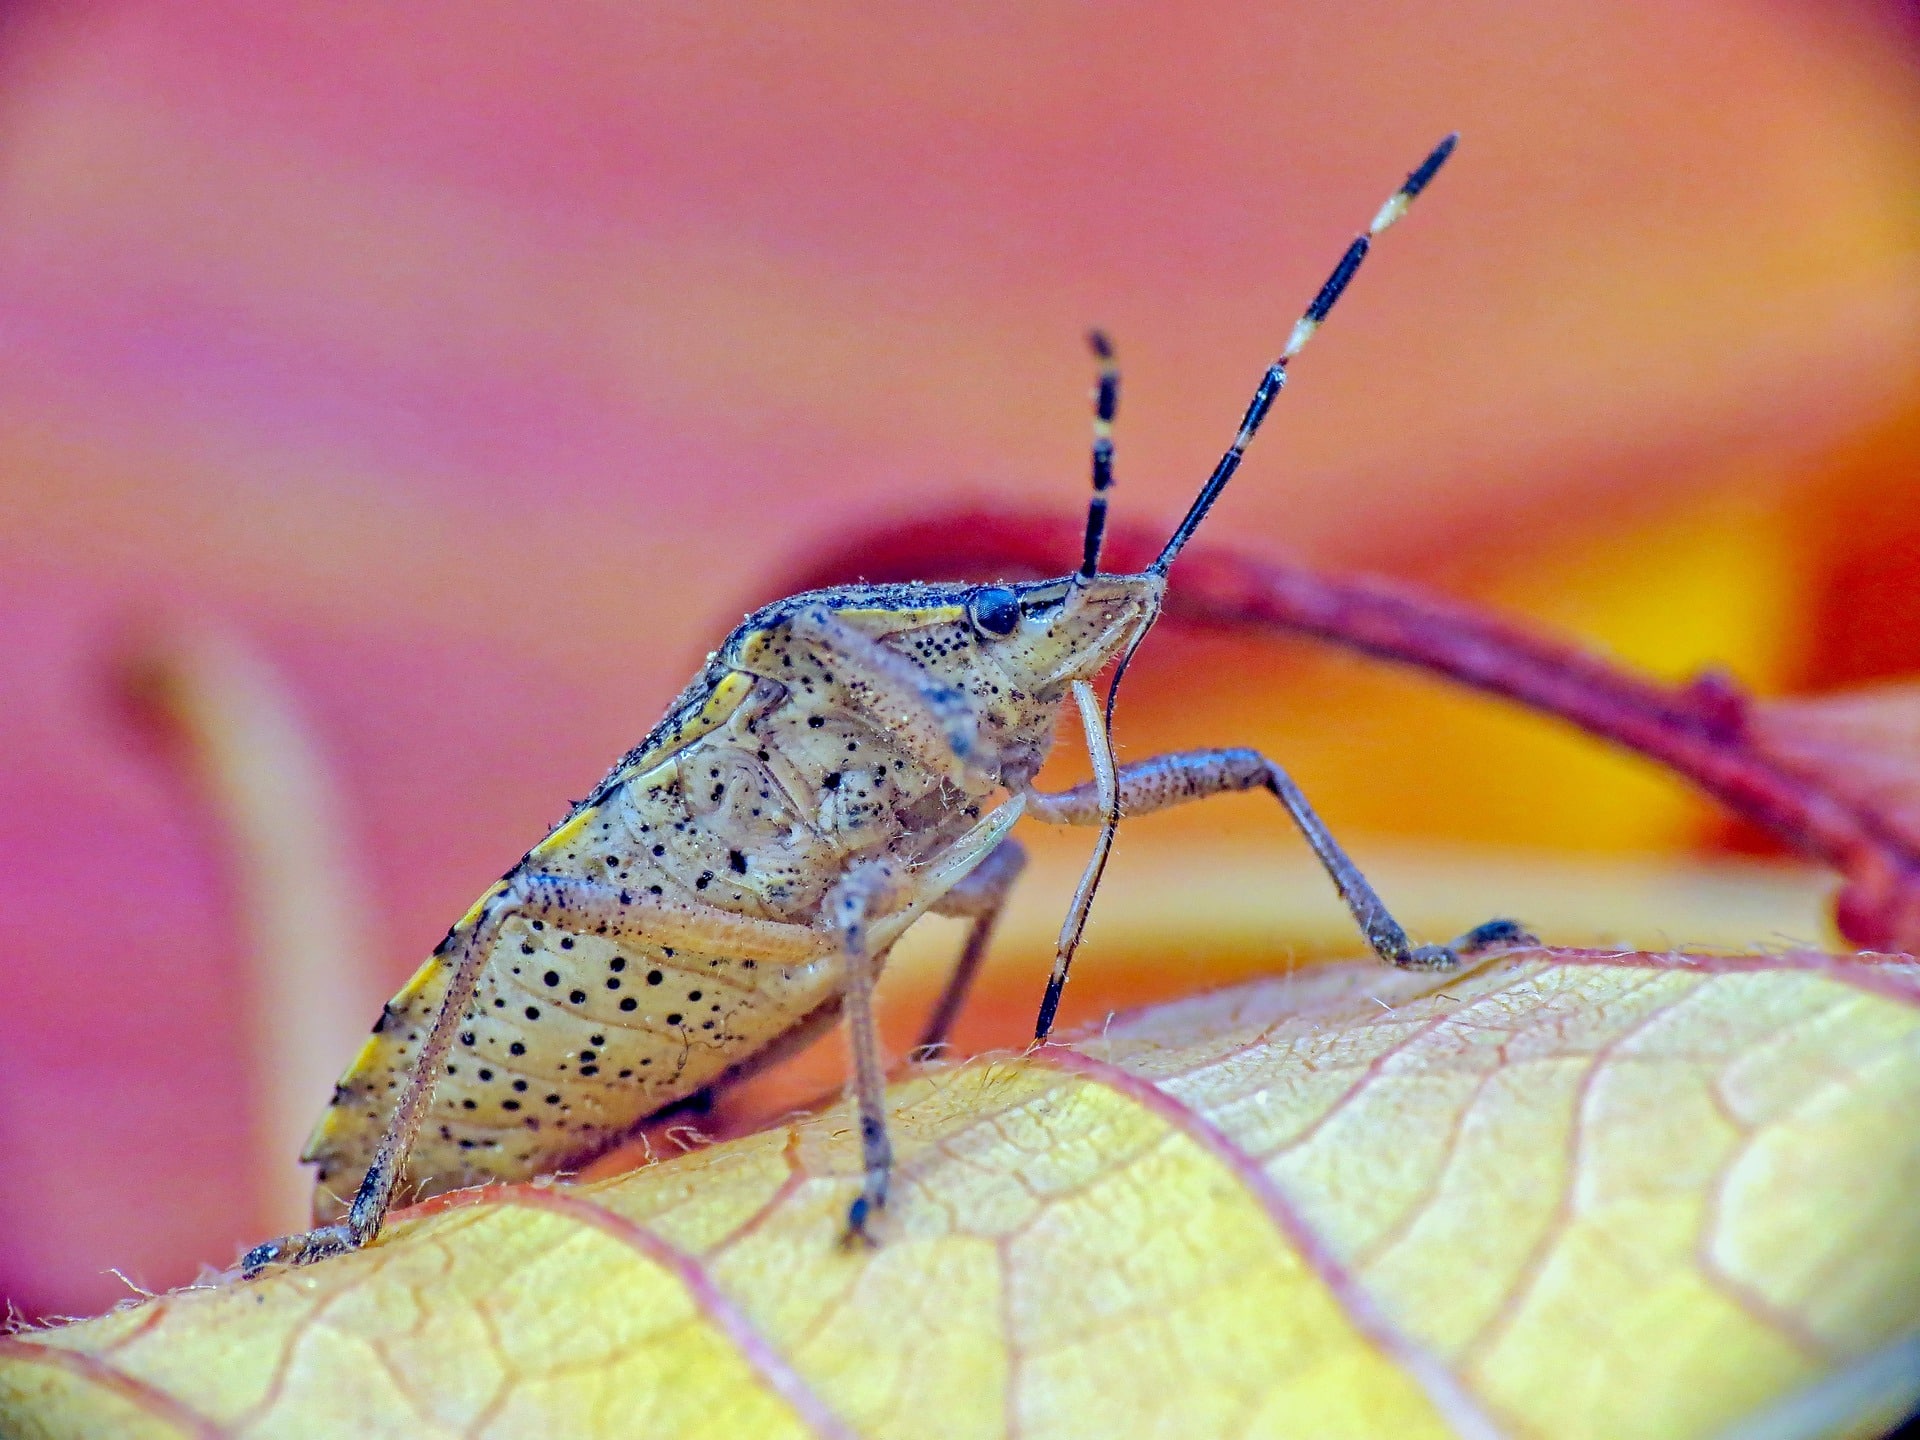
[1149,133,1457,576]
[1079,331,1119,578]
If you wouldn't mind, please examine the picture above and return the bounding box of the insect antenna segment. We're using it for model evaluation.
[1149,132,1458,576]
[1035,134,1462,1043]
[1079,330,1120,579]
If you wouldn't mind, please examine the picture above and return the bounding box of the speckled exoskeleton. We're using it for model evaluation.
[244,134,1527,1271]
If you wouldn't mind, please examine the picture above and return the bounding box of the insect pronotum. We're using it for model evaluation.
[243,133,1528,1270]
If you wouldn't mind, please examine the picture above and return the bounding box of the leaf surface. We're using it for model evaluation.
[5,948,1918,1439]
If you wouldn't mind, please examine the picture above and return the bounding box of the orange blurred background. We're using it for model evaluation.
[2,1,1918,1319]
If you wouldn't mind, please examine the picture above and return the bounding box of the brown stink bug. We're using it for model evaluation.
[243,133,1527,1271]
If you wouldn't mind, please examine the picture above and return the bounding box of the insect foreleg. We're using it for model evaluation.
[1033,680,1122,1041]
[1025,747,1534,1039]
[242,875,828,1273]
[916,836,1028,1055]
[824,858,913,1244]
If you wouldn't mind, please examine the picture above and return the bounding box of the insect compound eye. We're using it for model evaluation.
[968,586,1022,638]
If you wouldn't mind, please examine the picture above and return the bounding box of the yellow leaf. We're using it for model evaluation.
[5,949,1918,1439]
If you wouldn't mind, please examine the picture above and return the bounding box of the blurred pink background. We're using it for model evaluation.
[3,1,1918,1319]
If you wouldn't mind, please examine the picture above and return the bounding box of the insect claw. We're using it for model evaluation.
[1454,917,1537,955]
[842,1194,882,1250]
[1405,943,1463,970]
[1399,917,1536,971]
[238,1222,357,1276]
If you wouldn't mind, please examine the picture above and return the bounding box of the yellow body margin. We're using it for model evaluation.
[603,670,757,793]
[301,671,761,1167]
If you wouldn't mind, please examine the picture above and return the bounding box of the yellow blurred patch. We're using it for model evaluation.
[1110,487,1802,855]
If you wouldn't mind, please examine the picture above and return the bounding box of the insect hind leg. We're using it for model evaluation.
[1453,916,1536,954]
[241,871,831,1275]
[915,836,1028,1057]
[242,892,503,1273]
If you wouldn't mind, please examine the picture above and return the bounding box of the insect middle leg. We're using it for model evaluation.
[1026,747,1533,1038]
[241,874,828,1273]
[916,837,1028,1056]
[823,858,913,1243]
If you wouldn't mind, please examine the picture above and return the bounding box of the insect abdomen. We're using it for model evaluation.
[302,655,972,1219]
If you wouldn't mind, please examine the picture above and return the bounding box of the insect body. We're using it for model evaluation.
[298,574,1147,1231]
[245,133,1525,1271]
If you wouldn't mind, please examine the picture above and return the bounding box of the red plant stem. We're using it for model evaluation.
[787,510,1920,951]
